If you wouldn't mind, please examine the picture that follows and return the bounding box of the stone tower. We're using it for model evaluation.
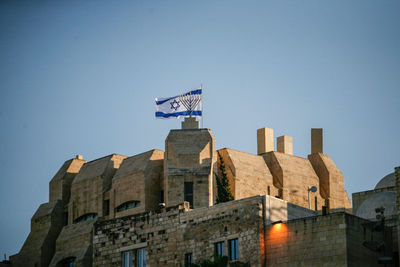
[308,128,352,211]
[164,117,217,208]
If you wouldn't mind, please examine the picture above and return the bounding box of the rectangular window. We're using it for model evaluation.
[122,251,132,267]
[277,188,283,199]
[184,253,192,267]
[228,239,239,261]
[103,200,110,216]
[136,248,146,267]
[184,182,193,208]
[315,196,317,211]
[215,241,225,257]
[63,212,68,226]
[160,190,164,203]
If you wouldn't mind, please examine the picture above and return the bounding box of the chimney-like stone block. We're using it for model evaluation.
[182,117,199,129]
[277,135,293,155]
[311,128,323,154]
[257,128,274,155]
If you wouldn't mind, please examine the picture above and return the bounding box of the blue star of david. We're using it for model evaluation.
[170,99,180,111]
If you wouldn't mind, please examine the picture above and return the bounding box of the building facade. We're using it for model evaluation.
[9,118,398,266]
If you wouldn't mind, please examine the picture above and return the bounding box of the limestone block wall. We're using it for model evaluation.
[92,195,319,267]
[102,154,127,192]
[218,148,278,200]
[265,213,393,267]
[49,157,86,204]
[266,214,346,266]
[110,149,164,218]
[10,200,64,267]
[263,151,324,210]
[345,214,394,267]
[49,220,96,267]
[111,172,145,217]
[93,196,265,267]
[69,178,103,223]
[165,129,216,208]
[69,154,126,223]
[144,151,164,211]
[308,153,352,210]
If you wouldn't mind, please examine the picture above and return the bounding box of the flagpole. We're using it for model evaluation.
[201,84,204,128]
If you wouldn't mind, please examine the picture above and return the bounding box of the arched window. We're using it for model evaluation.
[57,257,76,267]
[115,201,140,213]
[73,213,97,224]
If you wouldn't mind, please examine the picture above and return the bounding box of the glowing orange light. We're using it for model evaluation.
[268,222,289,244]
[270,222,286,234]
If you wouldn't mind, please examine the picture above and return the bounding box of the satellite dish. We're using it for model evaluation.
[309,186,317,193]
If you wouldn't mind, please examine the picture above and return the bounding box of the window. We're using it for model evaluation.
[136,248,146,267]
[160,190,164,203]
[122,251,132,267]
[315,196,317,211]
[228,239,239,261]
[184,182,193,208]
[184,253,192,267]
[115,201,140,213]
[63,212,68,226]
[103,200,110,216]
[276,188,283,199]
[267,186,270,195]
[58,257,76,267]
[73,213,97,224]
[215,241,225,257]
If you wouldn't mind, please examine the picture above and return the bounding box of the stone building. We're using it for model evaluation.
[9,118,399,266]
[353,171,400,263]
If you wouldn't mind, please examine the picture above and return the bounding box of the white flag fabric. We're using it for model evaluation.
[155,89,202,119]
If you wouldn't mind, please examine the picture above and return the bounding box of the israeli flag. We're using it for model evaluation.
[155,89,202,119]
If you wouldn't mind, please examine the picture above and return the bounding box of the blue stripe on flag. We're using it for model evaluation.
[155,110,202,118]
[155,89,202,105]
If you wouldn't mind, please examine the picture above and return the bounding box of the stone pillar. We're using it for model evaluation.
[257,127,274,155]
[311,128,323,154]
[277,135,293,155]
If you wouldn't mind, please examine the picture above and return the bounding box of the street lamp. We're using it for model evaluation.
[308,186,317,210]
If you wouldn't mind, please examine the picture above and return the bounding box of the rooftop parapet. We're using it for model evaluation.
[311,128,323,154]
[257,127,274,155]
[277,135,293,155]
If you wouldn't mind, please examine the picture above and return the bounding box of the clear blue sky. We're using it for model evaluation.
[1,0,399,258]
